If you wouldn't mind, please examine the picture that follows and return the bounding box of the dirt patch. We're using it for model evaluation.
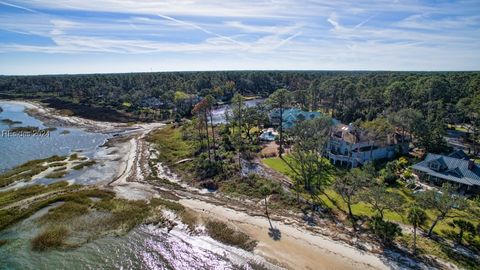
[260,141,279,158]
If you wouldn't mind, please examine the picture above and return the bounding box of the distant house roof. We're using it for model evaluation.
[448,149,470,160]
[270,108,334,129]
[140,97,164,109]
[412,153,480,186]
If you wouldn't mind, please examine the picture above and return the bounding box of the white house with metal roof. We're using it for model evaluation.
[412,151,480,194]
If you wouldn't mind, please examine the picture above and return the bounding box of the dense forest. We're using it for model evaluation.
[0,71,479,125]
[1,71,480,268]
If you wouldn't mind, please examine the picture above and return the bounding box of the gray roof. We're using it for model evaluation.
[412,153,480,186]
[448,149,470,160]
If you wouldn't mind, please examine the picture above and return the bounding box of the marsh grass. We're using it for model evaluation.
[150,197,185,212]
[0,181,69,208]
[9,126,39,133]
[205,220,257,251]
[0,155,67,187]
[24,190,152,251]
[40,201,89,223]
[31,226,69,251]
[1,118,22,125]
[72,160,96,170]
[0,185,104,231]
[53,166,67,172]
[103,199,150,232]
[150,198,197,230]
[246,261,269,270]
[179,210,197,231]
[1,184,184,252]
[0,197,65,231]
[48,162,68,168]
[76,189,115,200]
[45,170,68,179]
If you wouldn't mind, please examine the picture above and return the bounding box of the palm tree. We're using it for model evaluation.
[407,206,427,254]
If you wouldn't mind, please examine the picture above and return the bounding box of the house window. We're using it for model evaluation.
[429,162,439,171]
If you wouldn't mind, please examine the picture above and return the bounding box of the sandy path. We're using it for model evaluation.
[107,123,164,200]
[181,198,388,270]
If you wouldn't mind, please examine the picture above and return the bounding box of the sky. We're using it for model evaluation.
[0,0,479,75]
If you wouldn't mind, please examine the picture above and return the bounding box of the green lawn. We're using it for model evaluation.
[262,155,480,238]
[262,156,292,175]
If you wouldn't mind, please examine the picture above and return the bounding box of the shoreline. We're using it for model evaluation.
[0,99,127,133]
[1,99,398,270]
[181,198,388,270]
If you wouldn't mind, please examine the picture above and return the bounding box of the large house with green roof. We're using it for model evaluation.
[412,151,480,194]
[269,108,323,129]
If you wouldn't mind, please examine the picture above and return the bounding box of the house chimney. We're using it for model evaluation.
[468,159,475,170]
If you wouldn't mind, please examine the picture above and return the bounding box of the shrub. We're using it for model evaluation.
[220,174,283,199]
[194,157,222,179]
[381,161,398,186]
[31,226,69,251]
[370,216,402,245]
[205,220,257,251]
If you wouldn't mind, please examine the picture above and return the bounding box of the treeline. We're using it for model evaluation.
[0,71,479,124]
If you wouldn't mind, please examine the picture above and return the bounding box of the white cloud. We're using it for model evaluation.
[156,14,248,49]
[395,14,480,30]
[0,0,479,73]
[8,0,293,18]
[0,0,39,14]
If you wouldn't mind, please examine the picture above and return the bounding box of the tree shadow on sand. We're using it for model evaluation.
[268,226,282,240]
[266,211,282,241]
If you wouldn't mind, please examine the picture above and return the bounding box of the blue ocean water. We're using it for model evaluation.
[0,102,109,173]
